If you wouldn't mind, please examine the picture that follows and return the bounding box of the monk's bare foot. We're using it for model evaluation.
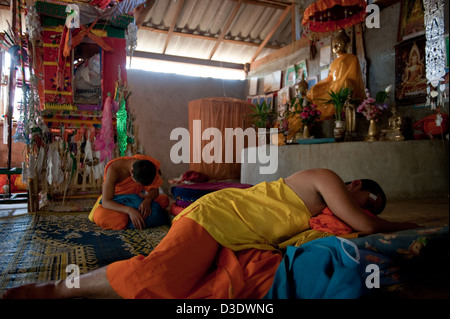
[1,282,61,299]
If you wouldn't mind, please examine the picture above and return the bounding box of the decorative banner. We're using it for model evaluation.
[126,20,138,68]
[423,0,446,109]
[302,0,367,33]
[65,4,80,29]
[116,98,128,156]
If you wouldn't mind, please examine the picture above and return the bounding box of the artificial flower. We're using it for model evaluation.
[357,88,389,121]
[299,103,321,125]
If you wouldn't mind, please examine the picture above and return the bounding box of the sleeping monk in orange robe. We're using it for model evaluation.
[306,29,365,120]
[2,169,419,299]
[89,154,169,230]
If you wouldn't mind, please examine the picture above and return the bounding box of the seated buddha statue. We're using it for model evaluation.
[381,107,405,141]
[306,29,366,120]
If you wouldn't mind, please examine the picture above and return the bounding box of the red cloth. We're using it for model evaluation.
[302,0,367,32]
[309,207,375,235]
[169,202,185,216]
[102,37,127,103]
[89,0,114,9]
[106,214,282,299]
[180,170,209,183]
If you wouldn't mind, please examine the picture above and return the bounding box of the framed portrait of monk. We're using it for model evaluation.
[395,36,427,106]
[397,0,425,42]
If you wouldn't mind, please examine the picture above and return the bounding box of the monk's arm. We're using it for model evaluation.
[101,167,145,229]
[101,167,136,215]
[139,188,159,218]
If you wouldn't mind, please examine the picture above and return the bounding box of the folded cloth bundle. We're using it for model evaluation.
[171,182,253,208]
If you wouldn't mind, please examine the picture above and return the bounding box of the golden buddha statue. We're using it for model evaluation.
[380,106,405,141]
[288,74,309,141]
[344,95,356,140]
[306,29,366,120]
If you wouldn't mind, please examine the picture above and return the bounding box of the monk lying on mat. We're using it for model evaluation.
[2,168,418,299]
[89,154,169,230]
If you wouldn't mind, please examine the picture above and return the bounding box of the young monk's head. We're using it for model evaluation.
[132,160,157,186]
[346,179,387,215]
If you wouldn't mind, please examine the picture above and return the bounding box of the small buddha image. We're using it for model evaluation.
[399,0,425,40]
[306,29,365,120]
[401,43,426,92]
[396,41,428,101]
[287,75,309,141]
[380,106,405,141]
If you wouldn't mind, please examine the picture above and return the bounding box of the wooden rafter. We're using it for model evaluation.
[162,0,185,54]
[250,4,291,63]
[208,0,243,60]
[135,0,156,28]
[229,0,291,10]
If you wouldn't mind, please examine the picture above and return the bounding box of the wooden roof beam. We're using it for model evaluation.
[208,0,243,60]
[135,0,156,28]
[163,0,185,54]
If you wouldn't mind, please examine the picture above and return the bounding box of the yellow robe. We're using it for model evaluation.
[173,178,312,251]
[307,53,365,119]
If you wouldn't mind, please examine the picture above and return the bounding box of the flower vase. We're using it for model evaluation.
[302,125,311,139]
[333,120,346,142]
[364,119,378,141]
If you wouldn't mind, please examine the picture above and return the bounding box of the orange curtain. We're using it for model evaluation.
[188,97,254,180]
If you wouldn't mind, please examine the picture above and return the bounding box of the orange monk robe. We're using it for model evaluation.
[307,53,365,120]
[106,178,311,298]
[89,154,169,230]
[107,215,282,299]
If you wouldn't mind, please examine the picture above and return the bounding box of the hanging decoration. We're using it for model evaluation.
[115,68,130,156]
[65,4,80,29]
[301,0,367,33]
[116,96,128,156]
[95,93,116,162]
[25,4,42,69]
[12,0,32,145]
[126,20,138,68]
[423,0,447,109]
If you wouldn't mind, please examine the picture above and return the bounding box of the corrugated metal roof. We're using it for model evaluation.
[1,0,316,67]
[135,0,303,65]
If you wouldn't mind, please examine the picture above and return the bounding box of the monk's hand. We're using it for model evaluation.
[139,197,152,219]
[127,208,145,230]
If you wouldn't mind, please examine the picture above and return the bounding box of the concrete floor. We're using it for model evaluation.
[380,197,449,227]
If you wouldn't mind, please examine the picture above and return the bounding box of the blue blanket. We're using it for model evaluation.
[102,194,169,229]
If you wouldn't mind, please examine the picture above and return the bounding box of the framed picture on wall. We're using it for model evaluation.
[295,60,308,81]
[258,95,266,105]
[307,76,317,89]
[285,66,296,86]
[265,93,274,109]
[398,0,425,42]
[277,86,291,117]
[395,36,428,105]
[263,71,281,93]
[249,77,258,95]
